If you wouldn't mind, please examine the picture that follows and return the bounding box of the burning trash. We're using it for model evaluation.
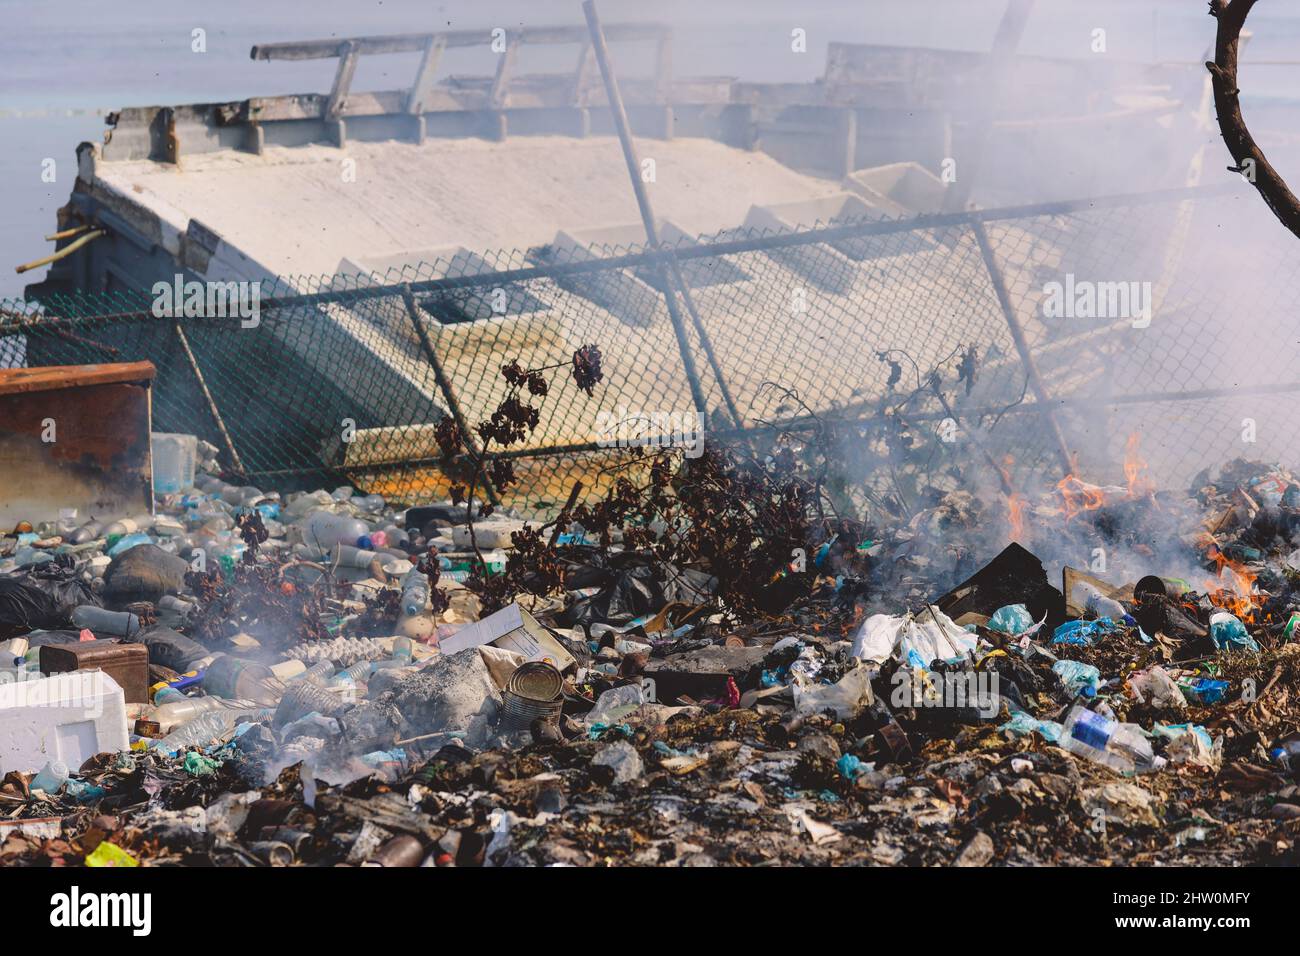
[3,391,1300,873]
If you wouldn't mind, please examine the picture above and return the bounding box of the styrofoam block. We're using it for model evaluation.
[452,520,522,550]
[0,670,130,775]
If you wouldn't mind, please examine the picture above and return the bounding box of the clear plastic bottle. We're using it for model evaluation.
[400,567,429,616]
[392,636,414,664]
[296,659,336,685]
[273,681,348,727]
[157,708,271,752]
[56,509,80,537]
[0,637,29,665]
[333,544,380,570]
[330,660,373,685]
[30,760,70,794]
[152,695,259,732]
[1071,582,1126,621]
[102,514,155,538]
[303,511,369,552]
[1060,704,1161,774]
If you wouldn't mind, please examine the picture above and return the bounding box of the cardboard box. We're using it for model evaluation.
[437,603,576,671]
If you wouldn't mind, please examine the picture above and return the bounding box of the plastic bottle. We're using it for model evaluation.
[332,544,380,570]
[157,708,271,752]
[296,659,336,685]
[273,681,348,727]
[1071,581,1127,621]
[30,760,69,794]
[72,605,141,638]
[400,567,429,617]
[69,520,104,545]
[158,595,196,616]
[102,514,155,538]
[56,509,80,537]
[0,637,29,665]
[330,660,373,685]
[1059,704,1161,773]
[392,636,414,664]
[301,511,370,552]
[1270,740,1300,772]
[201,655,283,705]
[152,695,257,732]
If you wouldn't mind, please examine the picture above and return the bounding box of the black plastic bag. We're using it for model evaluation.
[558,551,714,628]
[0,558,100,638]
[127,625,210,671]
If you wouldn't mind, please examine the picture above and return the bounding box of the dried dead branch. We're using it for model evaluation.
[1208,0,1300,239]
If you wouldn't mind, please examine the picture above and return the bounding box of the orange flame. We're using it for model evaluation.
[1124,432,1155,498]
[1205,547,1258,623]
[1006,492,1027,541]
[1055,475,1107,520]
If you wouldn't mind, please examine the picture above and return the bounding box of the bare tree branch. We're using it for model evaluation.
[1208,0,1300,238]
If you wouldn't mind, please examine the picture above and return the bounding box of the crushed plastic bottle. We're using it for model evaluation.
[1059,704,1164,774]
[157,708,271,752]
[30,760,69,794]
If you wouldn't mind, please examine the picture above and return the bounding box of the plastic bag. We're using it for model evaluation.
[793,666,875,720]
[128,625,210,671]
[1052,659,1101,695]
[0,571,97,638]
[850,606,976,666]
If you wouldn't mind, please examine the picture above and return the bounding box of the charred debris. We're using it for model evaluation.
[4,348,1300,867]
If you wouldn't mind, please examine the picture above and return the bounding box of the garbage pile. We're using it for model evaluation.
[3,444,1300,867]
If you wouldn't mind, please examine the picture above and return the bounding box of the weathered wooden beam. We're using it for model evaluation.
[572,42,596,106]
[250,24,671,61]
[489,39,519,109]
[406,35,446,114]
[326,40,360,120]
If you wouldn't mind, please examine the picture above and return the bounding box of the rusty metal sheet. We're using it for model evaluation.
[0,362,155,530]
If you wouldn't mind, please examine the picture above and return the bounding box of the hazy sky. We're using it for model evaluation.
[2,0,1297,297]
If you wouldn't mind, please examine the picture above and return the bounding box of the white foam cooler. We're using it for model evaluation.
[0,670,130,774]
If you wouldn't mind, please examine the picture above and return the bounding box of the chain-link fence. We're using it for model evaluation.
[3,183,1296,518]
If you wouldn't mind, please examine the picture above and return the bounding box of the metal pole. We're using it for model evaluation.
[970,221,1074,476]
[400,284,501,506]
[666,255,745,427]
[583,0,712,429]
[172,320,246,474]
